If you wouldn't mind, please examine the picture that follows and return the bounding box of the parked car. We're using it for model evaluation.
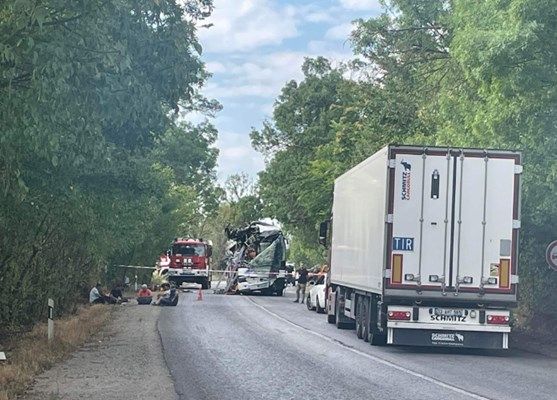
[306,274,326,313]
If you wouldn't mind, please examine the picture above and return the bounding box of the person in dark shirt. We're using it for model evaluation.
[110,284,127,303]
[294,265,309,303]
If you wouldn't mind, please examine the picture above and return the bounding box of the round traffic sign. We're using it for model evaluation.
[546,240,557,271]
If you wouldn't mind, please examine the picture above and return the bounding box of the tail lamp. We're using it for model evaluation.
[487,315,510,325]
[388,311,411,321]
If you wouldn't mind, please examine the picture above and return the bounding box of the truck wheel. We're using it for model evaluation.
[356,297,364,339]
[362,299,370,342]
[335,288,353,329]
[201,279,209,290]
[368,297,387,345]
[327,314,335,323]
[369,330,387,346]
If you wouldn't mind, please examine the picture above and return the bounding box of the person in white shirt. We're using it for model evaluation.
[89,283,116,304]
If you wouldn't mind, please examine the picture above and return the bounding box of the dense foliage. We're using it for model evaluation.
[0,0,218,328]
[253,0,557,325]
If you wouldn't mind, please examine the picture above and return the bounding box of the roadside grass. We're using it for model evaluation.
[0,305,112,400]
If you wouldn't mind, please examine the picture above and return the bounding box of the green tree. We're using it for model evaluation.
[251,58,357,244]
[253,0,557,329]
[0,0,218,328]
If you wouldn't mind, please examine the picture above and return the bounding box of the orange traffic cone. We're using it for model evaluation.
[196,287,203,301]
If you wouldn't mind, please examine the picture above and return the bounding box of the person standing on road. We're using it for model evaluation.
[293,265,308,303]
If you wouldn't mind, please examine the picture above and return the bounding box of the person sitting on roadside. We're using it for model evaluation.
[89,283,117,304]
[110,283,128,303]
[137,284,153,305]
[155,283,178,306]
[155,283,172,306]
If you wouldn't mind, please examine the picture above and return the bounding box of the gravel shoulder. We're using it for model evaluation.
[24,303,177,400]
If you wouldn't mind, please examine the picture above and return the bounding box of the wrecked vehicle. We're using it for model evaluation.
[217,220,287,296]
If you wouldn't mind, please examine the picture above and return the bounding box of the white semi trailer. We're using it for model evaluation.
[321,145,521,349]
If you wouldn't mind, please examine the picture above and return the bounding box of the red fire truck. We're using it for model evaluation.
[163,238,213,289]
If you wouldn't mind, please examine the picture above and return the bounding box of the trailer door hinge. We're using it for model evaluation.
[512,220,521,229]
[386,214,394,223]
[511,275,519,284]
[388,159,396,168]
[514,165,523,174]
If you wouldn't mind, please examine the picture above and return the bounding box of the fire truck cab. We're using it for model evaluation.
[165,238,212,289]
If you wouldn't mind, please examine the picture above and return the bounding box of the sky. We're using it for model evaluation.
[195,0,383,182]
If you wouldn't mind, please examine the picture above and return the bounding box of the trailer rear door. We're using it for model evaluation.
[386,148,520,300]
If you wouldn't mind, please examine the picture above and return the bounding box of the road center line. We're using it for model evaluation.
[246,297,492,400]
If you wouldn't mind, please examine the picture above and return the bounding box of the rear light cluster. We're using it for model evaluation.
[487,315,509,325]
[388,311,411,320]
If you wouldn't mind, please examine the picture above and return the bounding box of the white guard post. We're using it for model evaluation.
[47,298,54,341]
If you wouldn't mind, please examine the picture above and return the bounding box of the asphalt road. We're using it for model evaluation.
[158,287,557,400]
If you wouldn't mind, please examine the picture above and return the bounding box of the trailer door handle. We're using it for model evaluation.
[431,170,440,199]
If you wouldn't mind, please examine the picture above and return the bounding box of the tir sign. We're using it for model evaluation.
[393,237,414,251]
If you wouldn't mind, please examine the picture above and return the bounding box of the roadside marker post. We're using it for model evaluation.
[47,298,54,342]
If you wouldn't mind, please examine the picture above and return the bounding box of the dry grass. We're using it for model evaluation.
[0,305,112,400]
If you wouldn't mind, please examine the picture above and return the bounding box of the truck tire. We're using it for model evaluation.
[369,329,387,346]
[355,297,364,339]
[201,279,209,290]
[335,288,354,329]
[334,288,342,328]
[327,289,336,323]
[272,279,285,296]
[362,298,370,343]
[368,297,386,345]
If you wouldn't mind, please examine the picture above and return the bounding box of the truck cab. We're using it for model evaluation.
[165,238,212,289]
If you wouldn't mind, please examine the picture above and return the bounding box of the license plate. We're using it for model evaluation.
[434,308,464,317]
[181,269,192,275]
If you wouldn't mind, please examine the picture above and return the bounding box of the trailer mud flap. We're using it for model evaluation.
[389,328,508,349]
